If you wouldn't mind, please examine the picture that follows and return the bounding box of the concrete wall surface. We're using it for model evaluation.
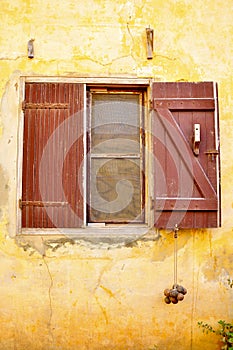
[0,1,233,349]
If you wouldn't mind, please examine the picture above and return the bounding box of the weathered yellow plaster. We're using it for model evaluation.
[0,1,233,349]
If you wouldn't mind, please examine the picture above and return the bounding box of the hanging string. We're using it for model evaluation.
[173,224,179,286]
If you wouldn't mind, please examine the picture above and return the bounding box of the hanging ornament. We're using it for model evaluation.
[163,225,188,304]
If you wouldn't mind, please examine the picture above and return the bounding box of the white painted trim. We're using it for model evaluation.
[148,80,154,227]
[16,77,26,234]
[21,225,149,236]
[19,225,152,246]
[213,82,221,226]
[83,84,87,226]
[24,76,150,85]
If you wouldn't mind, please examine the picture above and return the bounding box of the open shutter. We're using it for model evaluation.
[152,82,220,229]
[21,83,84,228]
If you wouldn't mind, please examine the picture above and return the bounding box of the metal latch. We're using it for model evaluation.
[193,124,201,156]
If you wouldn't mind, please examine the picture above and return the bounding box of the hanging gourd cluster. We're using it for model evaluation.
[164,284,187,304]
[163,225,188,305]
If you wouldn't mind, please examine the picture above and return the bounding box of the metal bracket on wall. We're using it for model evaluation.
[146,27,154,59]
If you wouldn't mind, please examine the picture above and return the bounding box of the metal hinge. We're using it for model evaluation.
[205,149,219,161]
[205,150,219,155]
[22,101,69,111]
[150,197,154,210]
[149,99,153,110]
[18,199,68,209]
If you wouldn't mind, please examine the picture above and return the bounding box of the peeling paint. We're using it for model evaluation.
[0,165,8,207]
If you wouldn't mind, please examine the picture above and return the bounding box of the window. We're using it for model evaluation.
[87,88,145,224]
[19,80,220,232]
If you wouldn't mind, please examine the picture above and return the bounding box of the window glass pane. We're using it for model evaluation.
[89,158,142,222]
[91,94,140,154]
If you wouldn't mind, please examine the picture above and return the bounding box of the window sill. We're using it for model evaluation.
[19,225,151,245]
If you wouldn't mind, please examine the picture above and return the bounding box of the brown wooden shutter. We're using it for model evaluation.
[21,83,84,228]
[152,82,220,229]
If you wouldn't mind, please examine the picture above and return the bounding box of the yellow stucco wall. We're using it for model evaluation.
[0,1,233,349]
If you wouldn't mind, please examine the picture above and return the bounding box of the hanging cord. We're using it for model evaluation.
[173,224,179,286]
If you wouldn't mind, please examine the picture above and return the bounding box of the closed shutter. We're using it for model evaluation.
[21,83,84,228]
[152,82,220,229]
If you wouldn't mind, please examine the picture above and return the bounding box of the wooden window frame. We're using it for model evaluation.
[87,87,146,225]
[17,77,151,237]
[17,77,220,237]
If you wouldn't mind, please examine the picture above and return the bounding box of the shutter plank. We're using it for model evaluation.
[156,198,217,210]
[153,98,215,110]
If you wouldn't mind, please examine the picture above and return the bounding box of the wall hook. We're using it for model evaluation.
[146,27,154,59]
[27,39,35,59]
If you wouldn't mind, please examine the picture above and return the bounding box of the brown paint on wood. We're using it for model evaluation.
[152,82,220,228]
[22,83,84,228]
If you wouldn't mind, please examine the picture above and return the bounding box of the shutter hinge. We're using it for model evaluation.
[22,102,69,110]
[22,101,26,112]
[204,149,219,155]
[150,197,154,210]
[18,200,69,208]
[205,149,219,161]
[149,99,153,110]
